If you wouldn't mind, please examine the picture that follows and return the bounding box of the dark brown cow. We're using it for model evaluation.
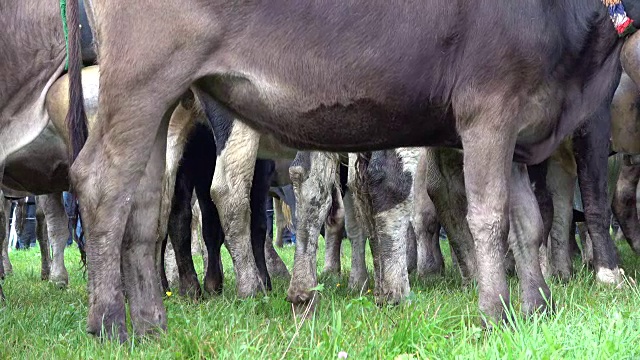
[66,0,633,339]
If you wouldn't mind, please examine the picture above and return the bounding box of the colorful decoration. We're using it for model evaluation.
[603,0,637,37]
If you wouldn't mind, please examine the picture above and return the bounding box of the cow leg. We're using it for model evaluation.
[413,150,445,277]
[35,199,51,281]
[573,109,622,284]
[118,108,171,337]
[425,148,477,283]
[200,198,224,295]
[406,223,418,274]
[210,122,263,297]
[167,164,201,298]
[508,163,552,316]
[274,198,286,248]
[459,119,514,325]
[287,152,337,307]
[264,195,290,279]
[40,194,71,288]
[159,236,170,292]
[71,93,182,341]
[343,189,369,290]
[249,159,273,291]
[546,152,577,281]
[612,163,640,254]
[363,149,417,304]
[323,186,345,275]
[0,199,8,279]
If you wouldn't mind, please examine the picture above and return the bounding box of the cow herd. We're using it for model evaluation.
[3,0,640,343]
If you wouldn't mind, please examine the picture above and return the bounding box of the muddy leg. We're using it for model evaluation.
[287,152,337,307]
[612,163,640,254]
[459,118,514,325]
[365,149,418,304]
[545,145,577,281]
[343,189,369,290]
[406,223,417,274]
[508,164,552,316]
[210,121,263,297]
[413,150,445,277]
[323,186,345,275]
[573,108,622,285]
[71,85,185,341]
[40,194,70,287]
[425,148,477,283]
[35,200,51,281]
[159,236,170,292]
[120,109,171,337]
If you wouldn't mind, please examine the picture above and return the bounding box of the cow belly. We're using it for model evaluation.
[3,123,68,194]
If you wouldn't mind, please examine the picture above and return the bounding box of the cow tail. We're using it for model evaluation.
[65,0,88,267]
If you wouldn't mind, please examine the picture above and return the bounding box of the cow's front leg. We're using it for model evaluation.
[508,163,552,316]
[210,121,263,297]
[460,117,514,326]
[40,193,71,288]
[287,152,337,309]
[35,200,51,281]
[343,189,369,290]
[0,198,9,279]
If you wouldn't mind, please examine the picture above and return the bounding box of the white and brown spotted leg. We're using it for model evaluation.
[210,121,263,297]
[322,186,345,275]
[39,193,71,288]
[286,152,338,308]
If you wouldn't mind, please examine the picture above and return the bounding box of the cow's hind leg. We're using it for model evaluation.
[0,198,8,279]
[40,194,71,287]
[120,107,172,337]
[168,163,201,298]
[458,103,515,325]
[35,201,51,281]
[249,159,273,290]
[71,88,185,341]
[343,189,369,290]
[287,152,337,308]
[508,164,552,316]
[322,186,345,275]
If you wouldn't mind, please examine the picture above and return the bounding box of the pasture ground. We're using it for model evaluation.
[1,236,639,359]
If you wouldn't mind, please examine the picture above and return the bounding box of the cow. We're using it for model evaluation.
[66,0,635,339]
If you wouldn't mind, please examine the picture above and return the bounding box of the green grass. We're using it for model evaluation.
[1,237,640,359]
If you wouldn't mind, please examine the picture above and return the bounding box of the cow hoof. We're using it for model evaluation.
[179,278,203,299]
[41,272,50,281]
[521,286,553,317]
[374,284,409,305]
[50,273,69,289]
[130,304,168,338]
[479,297,510,329]
[347,272,369,292]
[596,267,624,286]
[204,277,223,295]
[87,302,128,343]
[235,272,262,298]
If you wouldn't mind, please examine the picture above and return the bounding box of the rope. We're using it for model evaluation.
[59,0,69,70]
